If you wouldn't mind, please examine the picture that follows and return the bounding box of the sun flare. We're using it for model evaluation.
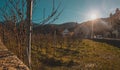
[90,14,97,20]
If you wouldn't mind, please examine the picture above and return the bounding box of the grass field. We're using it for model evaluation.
[31,36,120,70]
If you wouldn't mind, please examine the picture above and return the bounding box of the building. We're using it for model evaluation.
[62,29,74,37]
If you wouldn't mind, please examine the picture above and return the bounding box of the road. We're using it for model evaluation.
[92,38,120,48]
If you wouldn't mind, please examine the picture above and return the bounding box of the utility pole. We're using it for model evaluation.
[26,0,33,69]
[91,21,94,39]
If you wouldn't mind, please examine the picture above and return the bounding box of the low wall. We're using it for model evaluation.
[0,39,29,70]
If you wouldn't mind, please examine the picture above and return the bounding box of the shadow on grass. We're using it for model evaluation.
[40,55,77,67]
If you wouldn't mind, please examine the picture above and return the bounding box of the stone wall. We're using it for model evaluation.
[0,39,29,70]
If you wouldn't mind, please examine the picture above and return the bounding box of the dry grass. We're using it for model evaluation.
[31,36,120,70]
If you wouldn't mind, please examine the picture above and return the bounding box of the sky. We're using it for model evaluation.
[0,0,120,24]
[57,0,120,24]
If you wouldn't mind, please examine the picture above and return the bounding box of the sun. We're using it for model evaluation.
[90,13,97,20]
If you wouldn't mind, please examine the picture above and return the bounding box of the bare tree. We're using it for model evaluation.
[0,0,63,69]
[26,0,33,69]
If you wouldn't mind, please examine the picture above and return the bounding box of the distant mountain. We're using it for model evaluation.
[32,23,39,28]
[59,22,78,29]
[33,22,78,35]
[74,18,111,35]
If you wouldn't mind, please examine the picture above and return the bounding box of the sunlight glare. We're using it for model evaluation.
[90,13,97,20]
